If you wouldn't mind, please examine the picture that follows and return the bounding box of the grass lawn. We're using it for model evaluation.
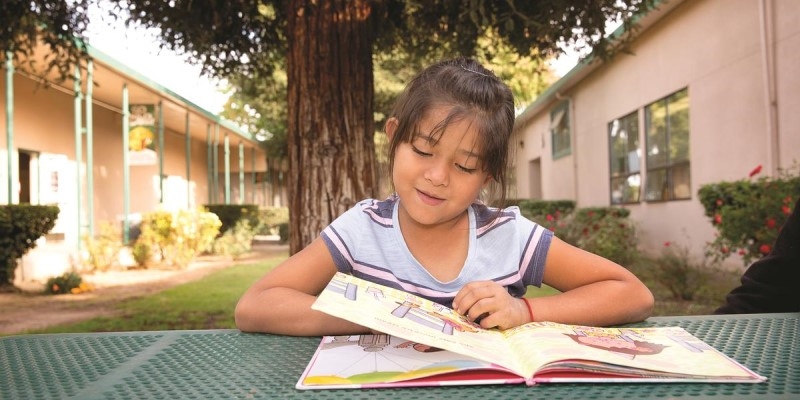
[27,254,741,334]
[28,259,279,334]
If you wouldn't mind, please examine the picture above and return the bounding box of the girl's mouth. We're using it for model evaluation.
[417,189,444,206]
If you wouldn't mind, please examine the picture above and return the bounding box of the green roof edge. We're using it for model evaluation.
[86,45,254,142]
[515,0,676,129]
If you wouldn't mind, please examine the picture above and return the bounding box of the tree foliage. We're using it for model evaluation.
[2,0,658,253]
[0,0,91,78]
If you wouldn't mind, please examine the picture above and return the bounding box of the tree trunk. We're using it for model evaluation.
[286,0,378,254]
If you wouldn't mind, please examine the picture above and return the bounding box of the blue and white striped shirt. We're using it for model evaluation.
[321,196,553,306]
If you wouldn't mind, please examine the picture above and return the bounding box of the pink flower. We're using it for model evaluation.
[546,214,554,222]
[664,241,671,247]
[713,214,722,224]
[715,199,723,206]
[748,164,762,177]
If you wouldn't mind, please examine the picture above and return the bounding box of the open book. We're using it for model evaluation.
[297,272,766,389]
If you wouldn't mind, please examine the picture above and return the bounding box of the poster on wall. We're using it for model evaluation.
[128,104,157,166]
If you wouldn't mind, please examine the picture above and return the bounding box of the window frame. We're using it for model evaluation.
[608,110,642,205]
[643,88,691,202]
[550,100,571,159]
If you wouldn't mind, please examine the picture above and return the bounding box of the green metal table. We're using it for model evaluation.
[2,313,798,399]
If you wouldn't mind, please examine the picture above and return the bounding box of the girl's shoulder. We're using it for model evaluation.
[471,202,527,229]
[334,196,397,227]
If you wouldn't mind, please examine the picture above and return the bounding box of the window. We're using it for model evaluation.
[644,89,690,201]
[609,111,641,204]
[550,101,571,159]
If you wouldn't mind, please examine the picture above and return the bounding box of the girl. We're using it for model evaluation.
[235,57,653,335]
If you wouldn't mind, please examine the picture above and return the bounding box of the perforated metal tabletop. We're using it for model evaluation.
[2,313,798,399]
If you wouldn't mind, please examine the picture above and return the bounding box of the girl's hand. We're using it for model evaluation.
[453,281,531,330]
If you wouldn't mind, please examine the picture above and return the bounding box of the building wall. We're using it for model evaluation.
[1,69,271,283]
[514,0,800,264]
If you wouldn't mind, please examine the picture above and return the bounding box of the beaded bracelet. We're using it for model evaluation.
[522,299,535,323]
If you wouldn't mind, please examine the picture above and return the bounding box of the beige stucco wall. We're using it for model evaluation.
[514,0,800,264]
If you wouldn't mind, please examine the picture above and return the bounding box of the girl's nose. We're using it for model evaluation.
[424,161,449,187]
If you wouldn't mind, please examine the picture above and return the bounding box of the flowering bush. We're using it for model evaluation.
[136,209,222,268]
[557,207,639,267]
[83,221,123,272]
[45,271,94,295]
[698,164,800,266]
[519,201,639,266]
[213,219,257,259]
[517,200,575,233]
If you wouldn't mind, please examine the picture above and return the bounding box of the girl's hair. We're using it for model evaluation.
[385,57,515,207]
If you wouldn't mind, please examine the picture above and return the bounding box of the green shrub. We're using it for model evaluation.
[0,204,59,285]
[698,164,800,266]
[491,198,527,208]
[558,207,639,267]
[259,207,289,235]
[651,241,715,301]
[137,209,222,268]
[204,204,260,236]
[131,240,152,268]
[278,222,289,243]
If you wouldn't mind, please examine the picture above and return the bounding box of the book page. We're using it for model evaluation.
[297,334,525,389]
[503,322,765,381]
[312,273,529,375]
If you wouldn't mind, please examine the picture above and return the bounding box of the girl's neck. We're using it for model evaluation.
[398,208,471,282]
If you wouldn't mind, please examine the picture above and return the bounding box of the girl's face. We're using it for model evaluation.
[387,105,492,230]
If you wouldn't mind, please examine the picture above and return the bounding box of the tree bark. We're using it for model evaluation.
[286,0,378,254]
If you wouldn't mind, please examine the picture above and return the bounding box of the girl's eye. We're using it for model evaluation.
[456,164,477,174]
[412,146,432,157]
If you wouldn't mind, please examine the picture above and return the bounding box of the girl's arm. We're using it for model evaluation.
[530,236,654,326]
[234,237,371,336]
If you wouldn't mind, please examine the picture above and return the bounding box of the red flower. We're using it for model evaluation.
[664,241,671,247]
[721,246,729,254]
[748,164,762,177]
[715,199,723,206]
[759,244,771,255]
[546,214,554,222]
[766,218,776,229]
[713,214,722,224]
[782,205,791,215]
[738,249,747,256]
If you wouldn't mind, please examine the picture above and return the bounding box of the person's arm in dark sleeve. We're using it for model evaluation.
[715,199,800,314]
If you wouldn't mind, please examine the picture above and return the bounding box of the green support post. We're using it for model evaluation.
[86,60,95,238]
[73,66,83,249]
[122,85,130,244]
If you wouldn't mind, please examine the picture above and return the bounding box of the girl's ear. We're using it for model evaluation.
[385,117,399,141]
